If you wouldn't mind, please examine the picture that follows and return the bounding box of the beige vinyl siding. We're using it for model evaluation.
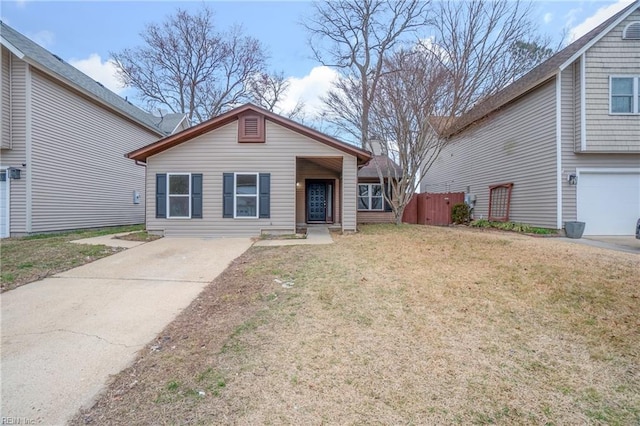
[1,53,28,234]
[146,120,359,237]
[561,59,640,221]
[29,69,158,232]
[1,47,11,149]
[357,211,394,224]
[423,80,558,228]
[573,58,582,152]
[341,155,357,231]
[584,8,640,152]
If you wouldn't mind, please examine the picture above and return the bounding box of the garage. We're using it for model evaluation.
[577,169,640,236]
[0,170,8,238]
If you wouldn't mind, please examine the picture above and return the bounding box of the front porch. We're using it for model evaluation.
[295,157,351,231]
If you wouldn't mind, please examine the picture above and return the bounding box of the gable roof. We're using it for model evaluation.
[445,0,640,137]
[0,21,165,136]
[147,112,190,135]
[358,155,403,179]
[126,103,372,164]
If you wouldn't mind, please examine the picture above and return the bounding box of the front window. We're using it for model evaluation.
[168,173,190,218]
[610,76,639,114]
[358,183,383,211]
[235,173,258,218]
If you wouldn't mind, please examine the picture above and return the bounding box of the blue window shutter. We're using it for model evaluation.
[384,180,393,212]
[259,173,270,218]
[156,174,167,218]
[191,174,203,219]
[223,173,234,218]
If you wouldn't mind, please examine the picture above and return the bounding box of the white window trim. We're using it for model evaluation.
[357,183,384,211]
[609,75,640,115]
[167,173,191,219]
[622,21,640,40]
[234,172,259,219]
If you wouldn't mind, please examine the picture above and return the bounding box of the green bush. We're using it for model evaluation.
[470,220,556,235]
[451,203,471,224]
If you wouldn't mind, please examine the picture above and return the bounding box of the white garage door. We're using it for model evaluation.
[0,170,8,238]
[577,170,640,235]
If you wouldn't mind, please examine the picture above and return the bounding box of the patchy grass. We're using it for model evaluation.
[1,225,143,292]
[72,224,639,425]
[114,231,162,242]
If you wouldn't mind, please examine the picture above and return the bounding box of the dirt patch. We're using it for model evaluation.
[114,231,162,242]
[71,224,640,425]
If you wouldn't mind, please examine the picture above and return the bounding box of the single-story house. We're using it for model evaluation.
[0,22,188,237]
[422,2,640,235]
[126,103,373,237]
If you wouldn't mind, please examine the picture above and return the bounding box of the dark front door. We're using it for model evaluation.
[307,182,327,222]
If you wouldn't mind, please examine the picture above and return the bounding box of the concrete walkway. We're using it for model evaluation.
[254,225,334,246]
[1,237,252,425]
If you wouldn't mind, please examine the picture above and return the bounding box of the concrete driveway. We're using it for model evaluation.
[560,235,640,254]
[1,237,252,425]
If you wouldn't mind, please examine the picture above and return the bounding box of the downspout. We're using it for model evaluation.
[9,51,13,149]
[556,72,563,231]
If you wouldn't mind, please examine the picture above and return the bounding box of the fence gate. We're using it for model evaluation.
[402,192,465,225]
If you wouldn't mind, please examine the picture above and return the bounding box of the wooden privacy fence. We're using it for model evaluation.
[402,192,465,226]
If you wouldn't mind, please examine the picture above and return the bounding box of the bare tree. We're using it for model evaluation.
[366,1,556,223]
[112,7,267,123]
[303,0,430,148]
[425,0,555,115]
[246,71,305,119]
[369,49,454,224]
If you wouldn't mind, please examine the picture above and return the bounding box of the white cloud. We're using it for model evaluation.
[569,0,633,41]
[28,30,54,49]
[543,12,553,24]
[68,54,126,95]
[280,66,339,117]
[565,6,582,29]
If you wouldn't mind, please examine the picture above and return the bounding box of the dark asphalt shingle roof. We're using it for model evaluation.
[1,21,166,136]
[358,155,403,179]
[445,1,640,137]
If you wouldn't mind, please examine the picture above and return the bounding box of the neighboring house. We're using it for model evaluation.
[150,111,191,135]
[422,2,640,236]
[126,103,371,237]
[0,22,187,237]
[356,142,401,223]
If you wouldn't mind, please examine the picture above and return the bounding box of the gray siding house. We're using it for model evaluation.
[0,22,186,237]
[127,104,371,237]
[422,2,640,235]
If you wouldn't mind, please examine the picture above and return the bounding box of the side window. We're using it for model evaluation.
[168,173,191,218]
[235,173,258,218]
[610,76,639,114]
[358,183,383,211]
[223,173,270,219]
[156,173,203,219]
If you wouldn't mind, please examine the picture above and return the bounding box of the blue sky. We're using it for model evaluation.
[1,0,634,116]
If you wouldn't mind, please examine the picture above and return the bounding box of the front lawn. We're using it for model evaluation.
[73,224,639,425]
[0,225,143,292]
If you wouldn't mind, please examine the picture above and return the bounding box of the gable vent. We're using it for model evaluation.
[245,117,259,135]
[623,22,640,39]
[238,112,265,143]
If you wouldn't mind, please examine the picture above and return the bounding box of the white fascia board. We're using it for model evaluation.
[0,36,25,59]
